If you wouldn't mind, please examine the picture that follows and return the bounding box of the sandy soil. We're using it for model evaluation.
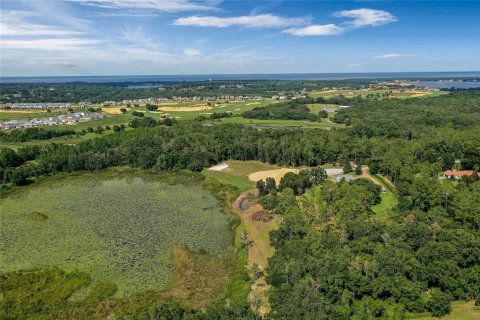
[248,168,299,184]
[208,163,229,171]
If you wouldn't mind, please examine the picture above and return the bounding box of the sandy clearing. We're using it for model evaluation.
[208,163,229,171]
[246,102,260,106]
[248,168,299,184]
[325,168,344,176]
[234,108,241,111]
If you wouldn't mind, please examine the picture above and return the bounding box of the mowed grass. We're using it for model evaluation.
[307,103,339,113]
[209,116,344,129]
[407,301,480,320]
[134,99,277,121]
[203,160,283,191]
[0,170,233,297]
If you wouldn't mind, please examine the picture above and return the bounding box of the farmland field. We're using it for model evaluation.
[0,170,233,296]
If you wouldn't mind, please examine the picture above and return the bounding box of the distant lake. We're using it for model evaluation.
[2,71,480,84]
[415,81,480,89]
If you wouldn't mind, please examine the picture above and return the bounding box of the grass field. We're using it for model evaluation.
[407,301,480,320]
[209,116,344,129]
[132,99,276,121]
[0,170,233,297]
[0,109,69,120]
[307,103,339,113]
[202,160,283,191]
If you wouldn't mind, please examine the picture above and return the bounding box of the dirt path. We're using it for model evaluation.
[232,190,280,318]
[355,168,385,188]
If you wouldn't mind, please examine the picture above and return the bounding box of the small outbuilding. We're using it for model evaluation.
[331,174,353,183]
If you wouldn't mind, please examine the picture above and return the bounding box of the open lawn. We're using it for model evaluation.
[203,160,283,191]
[210,116,344,129]
[0,109,69,120]
[407,301,480,320]
[0,170,233,297]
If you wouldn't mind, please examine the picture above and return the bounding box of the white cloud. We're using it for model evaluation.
[1,39,103,51]
[183,48,202,56]
[333,8,396,28]
[283,24,344,36]
[72,0,217,12]
[173,14,310,28]
[0,10,84,36]
[372,53,415,60]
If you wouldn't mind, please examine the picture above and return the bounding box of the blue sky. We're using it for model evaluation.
[1,0,479,76]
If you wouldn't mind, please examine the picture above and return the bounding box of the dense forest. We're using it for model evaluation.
[242,98,320,121]
[1,89,479,319]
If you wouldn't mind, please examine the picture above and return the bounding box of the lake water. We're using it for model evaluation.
[2,71,480,83]
[415,81,480,89]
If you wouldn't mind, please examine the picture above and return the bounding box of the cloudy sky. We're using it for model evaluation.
[1,0,479,76]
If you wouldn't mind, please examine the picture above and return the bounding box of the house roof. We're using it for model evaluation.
[444,170,476,176]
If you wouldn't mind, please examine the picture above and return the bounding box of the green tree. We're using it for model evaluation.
[343,160,353,174]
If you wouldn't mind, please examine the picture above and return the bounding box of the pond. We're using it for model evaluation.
[0,171,232,296]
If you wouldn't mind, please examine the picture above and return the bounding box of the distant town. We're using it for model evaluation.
[0,112,106,130]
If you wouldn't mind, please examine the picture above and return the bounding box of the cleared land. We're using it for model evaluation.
[248,168,299,184]
[0,170,232,297]
[203,160,285,190]
[232,190,280,317]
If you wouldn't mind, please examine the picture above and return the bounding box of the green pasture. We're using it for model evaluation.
[208,116,344,129]
[202,160,282,191]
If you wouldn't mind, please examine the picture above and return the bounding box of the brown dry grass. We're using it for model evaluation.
[102,107,124,114]
[159,245,231,308]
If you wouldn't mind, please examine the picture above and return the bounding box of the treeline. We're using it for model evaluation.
[332,90,480,137]
[242,98,320,121]
[2,121,479,188]
[0,127,76,142]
